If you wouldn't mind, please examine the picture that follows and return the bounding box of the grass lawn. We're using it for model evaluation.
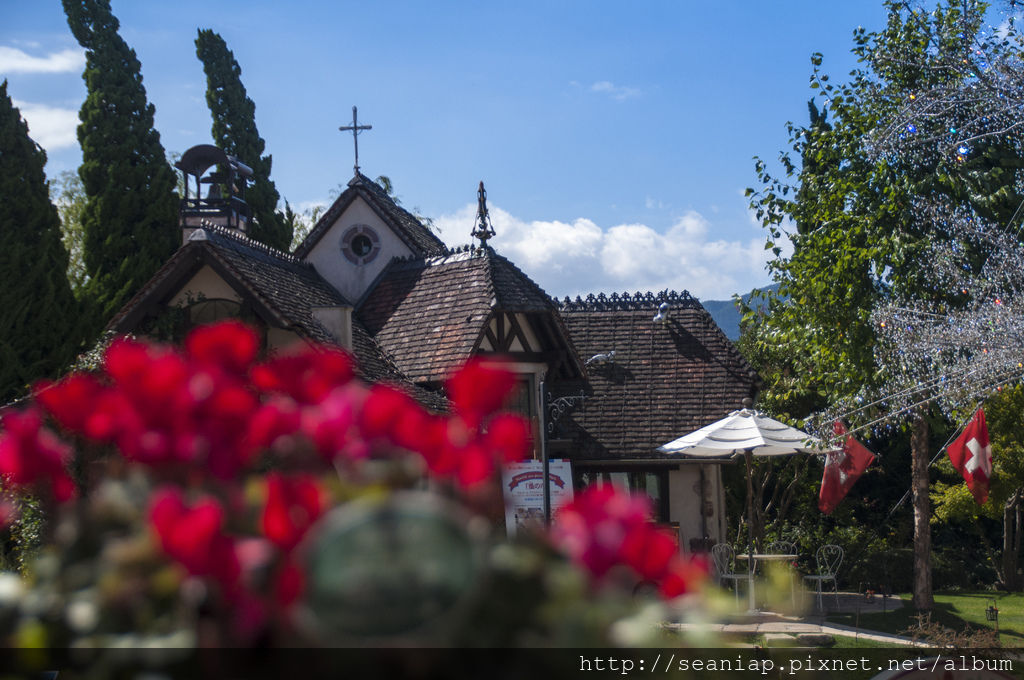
[827,591,1024,647]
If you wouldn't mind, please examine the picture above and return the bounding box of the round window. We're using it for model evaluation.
[351,233,374,257]
[341,224,381,265]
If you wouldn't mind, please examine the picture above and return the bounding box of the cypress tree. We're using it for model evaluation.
[0,81,79,403]
[63,0,179,327]
[195,29,291,251]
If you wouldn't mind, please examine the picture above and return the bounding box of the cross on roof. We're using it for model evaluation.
[338,106,372,175]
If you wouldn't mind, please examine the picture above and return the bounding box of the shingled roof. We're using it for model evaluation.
[293,173,447,259]
[108,227,445,408]
[358,245,583,383]
[552,291,760,462]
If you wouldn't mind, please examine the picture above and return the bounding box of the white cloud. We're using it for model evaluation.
[295,199,329,215]
[588,80,641,101]
[434,205,776,300]
[0,46,84,74]
[12,100,78,151]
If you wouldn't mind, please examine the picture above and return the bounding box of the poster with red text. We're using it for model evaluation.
[502,459,574,537]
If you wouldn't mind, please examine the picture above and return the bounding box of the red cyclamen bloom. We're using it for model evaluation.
[551,485,704,597]
[261,473,325,552]
[149,486,239,585]
[0,408,76,502]
[251,345,355,405]
[55,331,266,478]
[445,358,518,427]
[185,321,261,377]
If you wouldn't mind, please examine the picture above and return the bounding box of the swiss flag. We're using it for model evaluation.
[947,408,993,505]
[819,421,876,514]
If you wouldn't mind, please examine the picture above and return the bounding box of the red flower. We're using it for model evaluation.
[660,555,707,598]
[454,442,494,487]
[0,409,76,502]
[34,374,106,436]
[483,413,532,463]
[359,384,419,441]
[251,345,354,404]
[620,526,677,581]
[261,473,325,553]
[149,487,238,584]
[274,558,305,608]
[247,399,302,452]
[551,485,703,597]
[445,359,518,427]
[185,320,260,376]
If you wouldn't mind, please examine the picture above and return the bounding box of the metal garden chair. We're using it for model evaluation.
[802,544,843,611]
[711,543,753,604]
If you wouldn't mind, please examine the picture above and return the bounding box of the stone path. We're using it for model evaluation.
[670,592,924,647]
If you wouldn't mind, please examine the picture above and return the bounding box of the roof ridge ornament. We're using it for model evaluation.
[471,181,496,250]
[553,289,701,311]
[338,106,372,176]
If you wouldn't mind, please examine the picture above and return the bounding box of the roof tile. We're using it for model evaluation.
[552,291,760,462]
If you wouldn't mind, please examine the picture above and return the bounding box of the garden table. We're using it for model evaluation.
[735,553,798,612]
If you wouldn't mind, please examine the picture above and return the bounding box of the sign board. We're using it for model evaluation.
[501,459,574,537]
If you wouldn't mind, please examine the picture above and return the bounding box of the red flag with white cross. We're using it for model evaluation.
[818,421,876,514]
[947,408,993,505]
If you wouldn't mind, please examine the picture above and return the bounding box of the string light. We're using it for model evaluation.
[809,1,1024,444]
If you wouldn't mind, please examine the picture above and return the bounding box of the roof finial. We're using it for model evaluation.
[471,181,496,250]
[338,106,372,176]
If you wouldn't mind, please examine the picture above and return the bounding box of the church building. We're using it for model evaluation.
[107,139,760,552]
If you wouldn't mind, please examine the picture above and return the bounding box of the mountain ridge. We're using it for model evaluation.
[701,284,779,341]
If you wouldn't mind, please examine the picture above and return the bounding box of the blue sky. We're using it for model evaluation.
[1,1,902,300]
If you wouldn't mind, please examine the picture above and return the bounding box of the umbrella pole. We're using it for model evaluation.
[745,449,756,612]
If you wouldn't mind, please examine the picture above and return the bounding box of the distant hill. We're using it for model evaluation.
[701,284,779,341]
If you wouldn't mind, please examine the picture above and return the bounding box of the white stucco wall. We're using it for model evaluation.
[478,312,542,353]
[303,196,416,303]
[669,464,725,551]
[169,265,242,306]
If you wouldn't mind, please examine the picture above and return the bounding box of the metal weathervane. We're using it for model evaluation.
[339,106,372,175]
[471,181,496,249]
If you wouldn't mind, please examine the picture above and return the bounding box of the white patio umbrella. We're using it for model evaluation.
[658,405,829,609]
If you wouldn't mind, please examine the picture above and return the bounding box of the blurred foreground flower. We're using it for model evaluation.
[0,321,706,652]
[552,486,707,597]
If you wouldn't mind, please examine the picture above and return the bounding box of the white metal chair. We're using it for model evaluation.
[766,540,798,608]
[803,544,843,611]
[711,543,753,604]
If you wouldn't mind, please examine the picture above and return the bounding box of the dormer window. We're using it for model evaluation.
[341,224,381,265]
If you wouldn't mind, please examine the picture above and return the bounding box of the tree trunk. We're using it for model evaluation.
[911,412,933,610]
[1006,490,1024,591]
[1002,491,1021,590]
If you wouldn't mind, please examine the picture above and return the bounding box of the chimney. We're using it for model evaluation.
[311,306,354,350]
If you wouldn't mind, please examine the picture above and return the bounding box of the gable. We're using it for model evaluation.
[358,247,584,383]
[170,264,242,306]
[302,195,417,303]
[478,312,541,353]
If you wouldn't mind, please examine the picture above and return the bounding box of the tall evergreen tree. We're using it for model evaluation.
[195,29,291,251]
[0,81,80,403]
[63,0,179,328]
